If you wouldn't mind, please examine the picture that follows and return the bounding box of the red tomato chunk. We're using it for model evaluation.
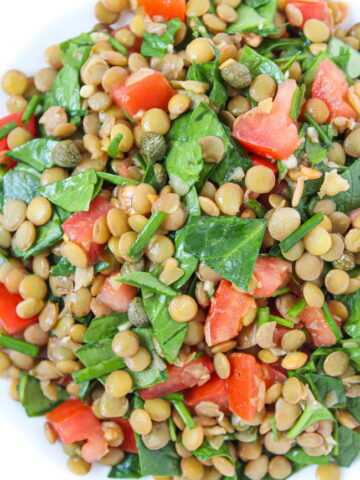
[138,0,186,22]
[0,112,37,152]
[286,0,330,27]
[251,256,292,298]
[0,283,38,334]
[97,272,137,313]
[185,374,229,412]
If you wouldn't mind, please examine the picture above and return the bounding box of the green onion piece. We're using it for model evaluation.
[21,95,40,123]
[258,307,270,326]
[72,358,125,383]
[304,113,333,146]
[269,417,278,441]
[0,121,18,140]
[164,394,196,429]
[272,287,291,297]
[280,52,302,73]
[97,172,140,186]
[0,334,39,357]
[287,298,307,319]
[108,36,127,55]
[290,84,306,121]
[279,213,324,253]
[321,304,342,341]
[108,133,123,158]
[246,199,266,218]
[269,315,295,329]
[274,54,308,64]
[128,211,167,261]
[168,417,177,442]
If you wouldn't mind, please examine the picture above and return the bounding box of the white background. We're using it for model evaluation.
[0,1,359,479]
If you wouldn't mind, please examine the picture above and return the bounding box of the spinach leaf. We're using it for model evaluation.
[109,453,142,479]
[7,138,58,172]
[193,439,234,463]
[60,32,94,70]
[18,373,68,417]
[78,379,98,403]
[183,216,267,291]
[335,425,360,467]
[184,186,200,217]
[305,124,334,165]
[187,57,228,108]
[119,272,177,297]
[3,165,40,204]
[76,338,120,367]
[245,0,271,6]
[44,64,81,114]
[136,434,180,476]
[39,169,98,212]
[173,227,198,289]
[211,131,251,184]
[166,112,192,143]
[347,397,360,423]
[141,18,181,58]
[142,290,187,363]
[50,256,76,276]
[143,155,160,190]
[240,46,285,83]
[328,36,360,79]
[302,373,347,408]
[287,400,334,439]
[335,291,360,338]
[286,447,332,465]
[187,16,211,39]
[226,0,278,36]
[166,141,203,196]
[331,159,360,213]
[83,313,129,344]
[97,171,139,186]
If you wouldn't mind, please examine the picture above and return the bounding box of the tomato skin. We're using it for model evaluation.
[287,0,330,27]
[112,418,138,453]
[299,306,338,347]
[312,59,356,121]
[185,374,229,412]
[0,283,38,334]
[62,197,113,265]
[46,399,108,463]
[0,113,36,151]
[232,79,302,160]
[97,272,137,313]
[111,68,176,121]
[226,353,261,422]
[251,155,278,174]
[205,280,256,347]
[252,256,292,298]
[260,363,286,388]
[140,355,214,400]
[138,0,186,21]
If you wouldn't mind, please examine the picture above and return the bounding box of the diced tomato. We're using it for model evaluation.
[286,0,330,27]
[0,113,37,152]
[111,68,176,121]
[251,256,292,298]
[140,355,214,400]
[46,399,108,463]
[117,158,134,179]
[226,353,262,422]
[62,197,113,265]
[0,283,38,334]
[113,26,142,54]
[298,306,338,347]
[260,363,286,388]
[138,0,186,21]
[232,79,302,160]
[112,418,138,453]
[312,59,356,121]
[251,155,278,174]
[185,374,229,412]
[205,280,256,347]
[97,272,137,313]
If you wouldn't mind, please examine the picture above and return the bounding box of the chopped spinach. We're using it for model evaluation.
[83,313,130,344]
[287,400,334,439]
[97,171,140,186]
[76,338,121,367]
[331,159,360,213]
[7,138,58,172]
[109,453,142,479]
[286,447,332,465]
[328,36,360,79]
[193,439,234,464]
[60,32,94,70]
[336,291,360,338]
[118,272,177,297]
[142,155,160,190]
[136,434,180,477]
[226,0,278,36]
[335,426,360,467]
[166,140,203,196]
[44,64,81,115]
[302,373,347,408]
[141,18,182,58]
[239,46,285,83]
[173,227,198,289]
[3,165,40,204]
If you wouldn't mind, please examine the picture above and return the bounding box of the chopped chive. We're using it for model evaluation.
[97,172,140,186]
[168,417,177,442]
[72,358,125,383]
[304,113,333,146]
[269,315,295,329]
[290,84,306,121]
[279,213,324,253]
[108,133,123,158]
[258,307,270,326]
[128,211,167,261]
[246,199,266,218]
[0,334,39,357]
[164,394,196,429]
[21,95,40,123]
[321,304,342,341]
[272,286,291,297]
[0,121,18,140]
[274,54,307,64]
[280,52,302,73]
[287,298,307,319]
[269,417,278,441]
[108,36,127,55]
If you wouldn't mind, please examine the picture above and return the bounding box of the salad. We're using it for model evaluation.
[0,0,360,479]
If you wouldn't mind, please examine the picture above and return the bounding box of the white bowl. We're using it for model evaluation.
[0,1,359,479]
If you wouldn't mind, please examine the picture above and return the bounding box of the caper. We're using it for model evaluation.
[120,259,145,276]
[221,62,252,89]
[140,132,166,161]
[52,140,81,168]
[153,163,167,189]
[128,297,149,328]
[332,251,356,272]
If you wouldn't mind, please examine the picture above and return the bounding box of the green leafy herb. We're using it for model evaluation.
[2,165,40,204]
[347,397,360,423]
[336,290,360,337]
[302,373,346,408]
[193,439,234,464]
[108,133,123,158]
[83,313,129,344]
[286,447,332,466]
[141,18,181,58]
[187,16,211,39]
[21,95,41,123]
[44,64,81,115]
[331,158,360,213]
[166,141,203,196]
[39,169,98,212]
[305,123,334,165]
[136,437,180,477]
[335,426,360,467]
[184,186,200,217]
[59,32,94,70]
[119,272,177,297]
[7,138,58,172]
[143,155,160,190]
[226,1,278,36]
[173,227,198,290]
[328,36,360,79]
[0,334,39,357]
[50,256,76,276]
[183,216,267,291]
[76,338,121,368]
[321,304,342,341]
[0,121,17,140]
[128,211,167,260]
[109,453,141,479]
[287,299,307,319]
[287,400,333,439]
[279,213,324,252]
[239,46,285,83]
[18,373,68,417]
[304,114,333,147]
[246,199,266,218]
[97,171,140,186]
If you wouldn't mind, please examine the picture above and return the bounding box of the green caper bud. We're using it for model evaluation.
[52,140,81,168]
[62,443,82,457]
[127,297,149,328]
[140,132,166,161]
[121,259,145,276]
[332,252,356,271]
[221,62,252,89]
[153,163,167,189]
